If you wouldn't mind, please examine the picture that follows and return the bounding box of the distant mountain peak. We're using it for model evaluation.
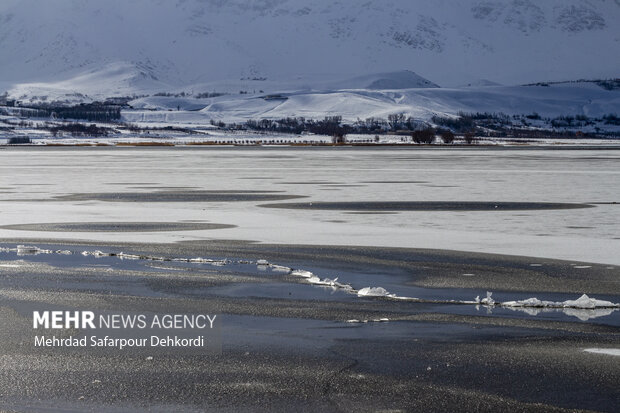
[0,0,618,90]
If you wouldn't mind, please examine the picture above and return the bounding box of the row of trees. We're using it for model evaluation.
[50,123,112,137]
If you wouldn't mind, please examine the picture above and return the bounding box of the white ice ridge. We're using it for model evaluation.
[5,245,70,256]
[476,292,620,309]
[2,245,619,318]
[474,292,620,320]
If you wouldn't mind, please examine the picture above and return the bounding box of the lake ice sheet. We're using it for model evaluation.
[0,147,619,265]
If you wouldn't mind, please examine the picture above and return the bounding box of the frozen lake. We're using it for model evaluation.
[1,146,620,412]
[0,146,619,264]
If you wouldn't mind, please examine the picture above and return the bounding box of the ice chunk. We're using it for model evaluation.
[269,265,292,273]
[562,294,617,309]
[357,287,392,297]
[118,252,141,260]
[502,294,618,309]
[81,250,111,257]
[291,270,314,278]
[475,291,495,306]
[503,305,617,321]
[17,245,52,255]
[189,257,214,263]
[502,297,546,307]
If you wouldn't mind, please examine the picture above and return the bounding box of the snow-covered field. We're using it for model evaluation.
[1,147,618,265]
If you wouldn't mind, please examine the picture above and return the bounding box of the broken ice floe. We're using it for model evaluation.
[475,291,496,306]
[476,292,619,320]
[269,264,292,273]
[16,245,52,255]
[82,250,109,257]
[357,287,394,297]
[502,305,617,321]
[291,269,314,278]
[500,294,619,309]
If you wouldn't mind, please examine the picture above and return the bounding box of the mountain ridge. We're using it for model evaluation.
[0,0,618,89]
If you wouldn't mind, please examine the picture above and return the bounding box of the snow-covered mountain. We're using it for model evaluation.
[1,0,619,91]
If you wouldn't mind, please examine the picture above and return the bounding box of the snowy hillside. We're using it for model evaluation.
[0,0,619,90]
[124,81,620,124]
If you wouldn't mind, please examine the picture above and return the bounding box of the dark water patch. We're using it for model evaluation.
[259,201,594,212]
[0,222,236,232]
[54,190,306,203]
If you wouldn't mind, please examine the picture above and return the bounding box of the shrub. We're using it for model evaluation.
[464,131,476,144]
[440,129,455,144]
[411,128,435,144]
[8,137,31,144]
